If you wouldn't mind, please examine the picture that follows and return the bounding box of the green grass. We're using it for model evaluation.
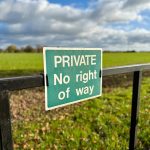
[0,53,43,71]
[0,52,150,76]
[103,52,150,67]
[0,53,43,76]
[12,77,150,149]
[0,52,149,149]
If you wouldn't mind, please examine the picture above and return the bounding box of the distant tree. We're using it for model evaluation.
[14,49,20,53]
[126,50,136,53]
[6,45,18,53]
[104,50,111,53]
[23,45,35,53]
[20,47,25,52]
[36,45,43,53]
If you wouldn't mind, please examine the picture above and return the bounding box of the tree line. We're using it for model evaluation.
[0,45,139,53]
[0,45,43,53]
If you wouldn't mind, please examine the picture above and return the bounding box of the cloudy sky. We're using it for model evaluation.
[0,0,150,51]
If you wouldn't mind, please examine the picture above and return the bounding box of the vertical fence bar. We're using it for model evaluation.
[129,71,142,150]
[0,91,13,150]
[0,127,2,150]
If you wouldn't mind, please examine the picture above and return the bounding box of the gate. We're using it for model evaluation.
[0,63,150,150]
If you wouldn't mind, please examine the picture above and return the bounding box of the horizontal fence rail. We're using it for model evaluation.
[103,63,150,76]
[0,63,150,91]
[0,63,150,150]
[0,75,44,91]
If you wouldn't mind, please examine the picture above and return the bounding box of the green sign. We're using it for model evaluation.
[43,47,102,110]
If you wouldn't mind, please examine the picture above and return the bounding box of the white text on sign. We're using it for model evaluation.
[54,55,96,67]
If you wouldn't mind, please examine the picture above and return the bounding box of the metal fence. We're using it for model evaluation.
[0,63,150,150]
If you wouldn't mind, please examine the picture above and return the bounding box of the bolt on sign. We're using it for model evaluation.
[43,47,102,110]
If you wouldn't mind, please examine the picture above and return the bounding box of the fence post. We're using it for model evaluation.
[0,126,2,150]
[129,71,142,150]
[0,91,13,150]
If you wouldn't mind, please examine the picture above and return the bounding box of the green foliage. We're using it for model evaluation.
[0,53,43,76]
[3,44,44,53]
[0,52,150,76]
[12,78,150,149]
[0,52,149,149]
[36,45,43,53]
[23,45,35,53]
[103,52,150,67]
[5,45,18,53]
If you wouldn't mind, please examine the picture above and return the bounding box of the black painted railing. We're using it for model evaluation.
[0,63,150,150]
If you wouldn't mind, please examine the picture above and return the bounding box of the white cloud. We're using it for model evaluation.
[0,0,150,50]
[123,0,150,9]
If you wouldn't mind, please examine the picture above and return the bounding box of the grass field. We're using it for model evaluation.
[0,52,150,76]
[0,53,43,76]
[11,78,150,150]
[0,52,149,149]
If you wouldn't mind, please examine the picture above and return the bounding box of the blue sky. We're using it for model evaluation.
[0,0,150,51]
[48,0,89,8]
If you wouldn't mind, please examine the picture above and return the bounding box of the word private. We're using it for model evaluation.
[54,55,96,67]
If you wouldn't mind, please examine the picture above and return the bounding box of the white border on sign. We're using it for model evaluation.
[43,47,103,111]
